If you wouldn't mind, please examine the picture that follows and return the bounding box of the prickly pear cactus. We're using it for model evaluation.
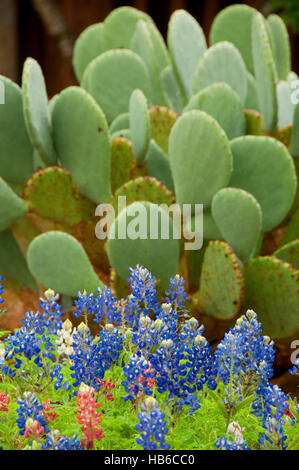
[0,4,298,344]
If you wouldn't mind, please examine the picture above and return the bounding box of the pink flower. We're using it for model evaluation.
[0,392,9,412]
[77,385,104,449]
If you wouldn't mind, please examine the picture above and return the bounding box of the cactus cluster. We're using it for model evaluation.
[0,5,298,340]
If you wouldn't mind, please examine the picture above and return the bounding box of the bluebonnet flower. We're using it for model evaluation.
[39,289,64,334]
[165,274,188,313]
[70,323,105,390]
[122,352,156,402]
[253,383,289,421]
[3,311,55,372]
[42,430,82,450]
[258,416,288,450]
[73,291,97,319]
[136,397,170,450]
[98,323,123,371]
[214,310,275,389]
[16,392,48,436]
[215,436,250,450]
[93,287,121,325]
[124,266,159,328]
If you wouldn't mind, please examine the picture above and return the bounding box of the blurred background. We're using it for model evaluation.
[1,0,299,97]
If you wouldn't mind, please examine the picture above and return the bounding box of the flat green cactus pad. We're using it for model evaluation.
[245,256,299,338]
[83,49,150,123]
[199,241,244,320]
[193,41,248,106]
[146,140,174,192]
[24,167,83,226]
[0,76,33,184]
[282,209,299,245]
[129,89,151,165]
[245,72,260,111]
[111,176,174,215]
[210,4,256,74]
[27,231,104,296]
[185,212,223,242]
[230,136,297,232]
[0,177,28,231]
[160,65,184,114]
[212,188,262,263]
[267,14,291,81]
[110,138,139,194]
[274,240,299,270]
[52,86,111,204]
[252,12,278,132]
[130,20,167,106]
[110,113,130,135]
[107,201,180,289]
[148,106,178,154]
[169,110,232,207]
[0,229,37,291]
[185,83,245,140]
[73,23,107,82]
[168,10,207,100]
[22,58,57,166]
[104,6,152,50]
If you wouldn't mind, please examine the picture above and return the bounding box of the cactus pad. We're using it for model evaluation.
[168,10,207,100]
[274,240,299,270]
[110,137,139,194]
[212,188,262,263]
[148,106,178,154]
[129,89,151,165]
[169,110,232,207]
[83,49,150,123]
[193,41,248,105]
[245,256,299,338]
[107,201,180,289]
[210,4,256,74]
[0,229,37,291]
[0,177,28,231]
[230,136,297,232]
[22,58,57,166]
[252,12,278,132]
[73,23,106,82]
[0,76,33,184]
[146,140,174,192]
[52,86,111,204]
[111,176,174,215]
[185,83,245,140]
[199,241,244,320]
[27,231,103,296]
[24,167,83,226]
[267,14,291,81]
